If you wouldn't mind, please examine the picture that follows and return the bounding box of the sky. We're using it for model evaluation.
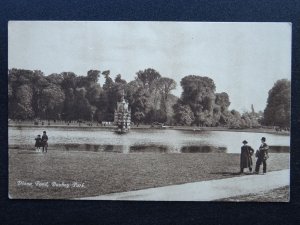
[8,21,291,112]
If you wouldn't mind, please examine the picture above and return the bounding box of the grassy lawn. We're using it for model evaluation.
[9,149,290,199]
[218,186,289,202]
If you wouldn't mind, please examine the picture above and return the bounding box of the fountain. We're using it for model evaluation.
[113,91,131,134]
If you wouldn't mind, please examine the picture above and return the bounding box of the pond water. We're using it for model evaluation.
[8,127,290,154]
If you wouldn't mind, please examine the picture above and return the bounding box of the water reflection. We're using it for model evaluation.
[12,143,290,154]
[130,145,168,153]
[36,144,228,153]
[9,127,290,154]
[62,144,126,153]
[181,146,227,153]
[268,146,290,153]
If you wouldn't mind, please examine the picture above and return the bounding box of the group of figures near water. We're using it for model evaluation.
[34,131,48,153]
[240,137,269,174]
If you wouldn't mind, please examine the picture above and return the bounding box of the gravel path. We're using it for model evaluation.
[78,169,289,201]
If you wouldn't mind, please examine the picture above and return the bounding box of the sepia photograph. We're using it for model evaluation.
[8,21,291,201]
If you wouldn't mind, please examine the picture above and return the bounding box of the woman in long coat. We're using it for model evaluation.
[240,140,254,173]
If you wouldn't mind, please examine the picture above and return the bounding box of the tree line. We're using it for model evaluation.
[8,68,290,128]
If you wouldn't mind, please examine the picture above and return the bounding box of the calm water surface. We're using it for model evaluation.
[9,127,290,154]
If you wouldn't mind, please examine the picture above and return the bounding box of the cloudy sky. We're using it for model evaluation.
[8,21,291,112]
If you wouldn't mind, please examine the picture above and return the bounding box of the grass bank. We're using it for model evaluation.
[9,149,290,199]
[218,186,289,202]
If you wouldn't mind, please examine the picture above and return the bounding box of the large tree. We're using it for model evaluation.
[74,87,94,120]
[180,75,216,126]
[61,72,77,120]
[156,77,176,120]
[263,79,291,127]
[87,70,100,83]
[8,69,47,119]
[215,92,230,112]
[173,101,195,125]
[126,80,150,124]
[39,84,65,120]
[136,68,161,92]
[13,84,35,119]
[214,92,232,126]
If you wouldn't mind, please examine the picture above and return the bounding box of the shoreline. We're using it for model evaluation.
[8,144,290,154]
[8,123,290,135]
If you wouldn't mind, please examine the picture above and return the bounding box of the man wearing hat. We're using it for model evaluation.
[240,140,254,173]
[41,131,48,153]
[255,137,269,174]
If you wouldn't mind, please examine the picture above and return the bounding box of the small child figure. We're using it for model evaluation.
[35,135,42,152]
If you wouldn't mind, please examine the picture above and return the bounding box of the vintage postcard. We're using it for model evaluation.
[8,21,291,201]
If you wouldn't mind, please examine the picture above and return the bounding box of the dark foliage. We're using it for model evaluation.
[263,79,291,128]
[8,68,278,127]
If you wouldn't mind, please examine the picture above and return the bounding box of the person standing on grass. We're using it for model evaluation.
[34,134,42,152]
[240,140,254,174]
[41,131,48,153]
[255,137,269,174]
